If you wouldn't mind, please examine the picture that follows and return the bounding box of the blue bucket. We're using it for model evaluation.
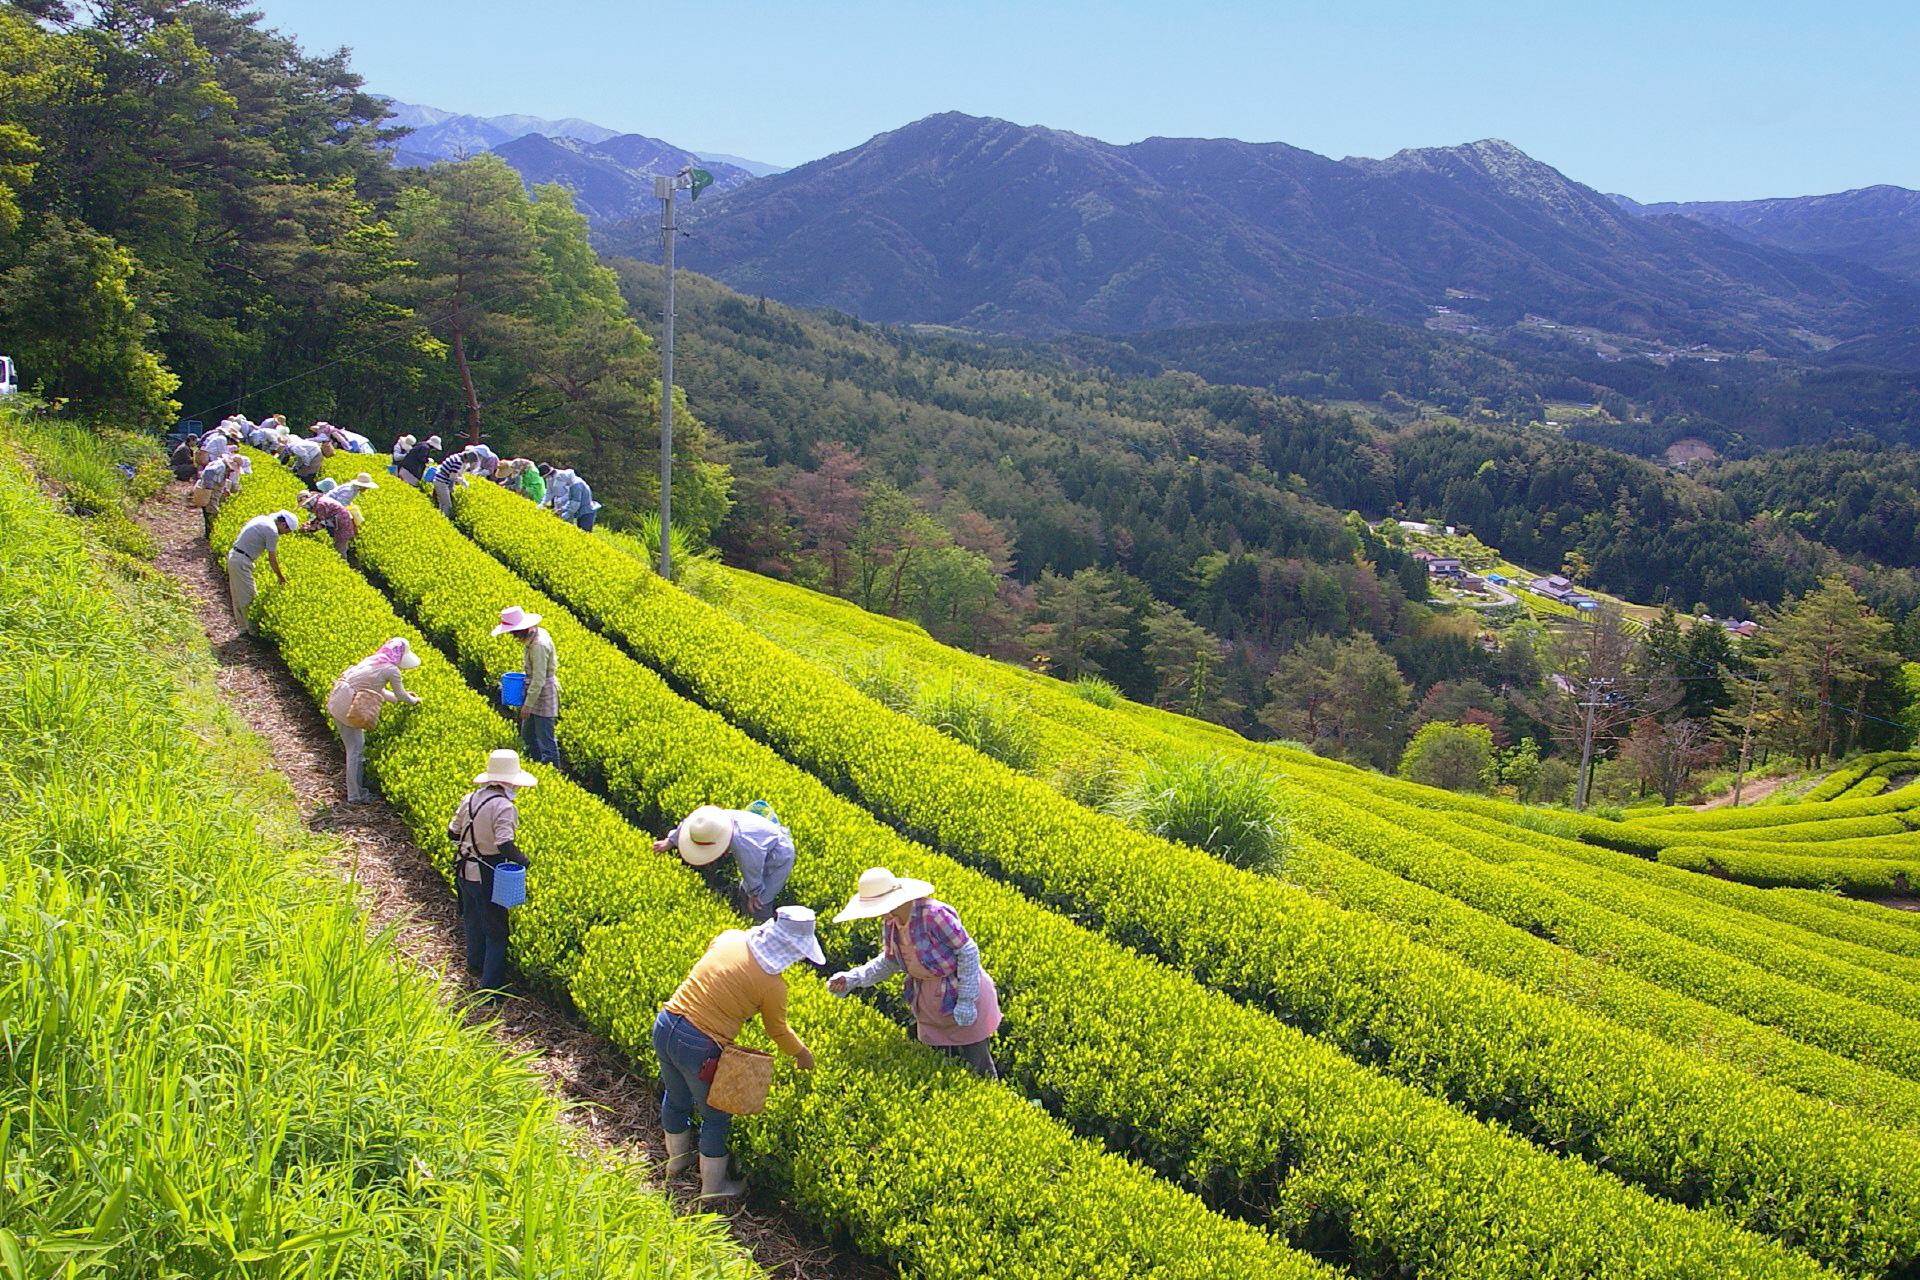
[422,464,439,485]
[500,671,527,708]
[490,863,527,909]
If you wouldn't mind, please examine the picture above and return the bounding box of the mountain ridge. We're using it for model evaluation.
[1613,185,1920,285]
[619,112,1917,350]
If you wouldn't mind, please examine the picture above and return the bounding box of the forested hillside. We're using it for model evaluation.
[1077,316,1920,453]
[0,0,728,531]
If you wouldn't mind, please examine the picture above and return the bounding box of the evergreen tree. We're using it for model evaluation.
[1755,575,1899,763]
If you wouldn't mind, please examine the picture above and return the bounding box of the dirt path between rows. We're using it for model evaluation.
[1692,773,1789,810]
[138,494,881,1280]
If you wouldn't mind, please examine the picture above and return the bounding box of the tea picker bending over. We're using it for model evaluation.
[225,509,296,636]
[654,803,795,923]
[829,867,1001,1079]
[654,907,820,1199]
[326,637,422,805]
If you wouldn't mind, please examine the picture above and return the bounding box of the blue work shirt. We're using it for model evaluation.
[666,809,795,902]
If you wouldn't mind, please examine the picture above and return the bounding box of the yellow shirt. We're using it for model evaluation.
[665,930,806,1056]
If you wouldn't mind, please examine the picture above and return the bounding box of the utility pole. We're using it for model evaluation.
[654,173,684,580]
[1574,676,1612,811]
[1730,677,1761,806]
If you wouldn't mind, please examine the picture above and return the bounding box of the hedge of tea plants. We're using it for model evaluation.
[215,454,1331,1280]
[318,457,1873,1279]
[446,476,1920,1278]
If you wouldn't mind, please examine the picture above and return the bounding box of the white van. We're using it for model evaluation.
[0,356,15,397]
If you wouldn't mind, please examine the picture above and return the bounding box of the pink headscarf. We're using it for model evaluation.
[372,638,412,666]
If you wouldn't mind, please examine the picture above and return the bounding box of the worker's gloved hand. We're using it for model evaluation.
[953,998,977,1027]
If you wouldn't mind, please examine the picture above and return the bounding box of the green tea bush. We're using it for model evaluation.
[452,475,1920,1277]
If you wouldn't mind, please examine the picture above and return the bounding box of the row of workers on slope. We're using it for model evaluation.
[332,636,1001,1203]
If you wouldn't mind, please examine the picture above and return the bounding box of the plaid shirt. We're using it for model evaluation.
[884,898,971,1017]
[305,495,355,532]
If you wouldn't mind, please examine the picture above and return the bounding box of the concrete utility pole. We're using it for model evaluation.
[1730,677,1762,806]
[1574,676,1613,811]
[654,173,685,580]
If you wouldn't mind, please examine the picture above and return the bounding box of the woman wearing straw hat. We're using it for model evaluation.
[655,907,820,1199]
[395,434,440,487]
[296,488,361,557]
[447,748,538,1000]
[327,471,381,506]
[326,638,423,805]
[492,604,560,764]
[828,868,1001,1078]
[652,804,795,923]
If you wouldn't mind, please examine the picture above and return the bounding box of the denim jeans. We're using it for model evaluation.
[339,725,367,802]
[520,713,558,765]
[457,876,510,993]
[653,1009,730,1157]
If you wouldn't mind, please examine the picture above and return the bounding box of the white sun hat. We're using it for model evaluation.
[376,637,422,670]
[490,604,543,636]
[832,866,934,923]
[474,748,539,788]
[272,509,299,529]
[746,906,827,974]
[424,435,442,450]
[351,472,380,488]
[675,804,735,866]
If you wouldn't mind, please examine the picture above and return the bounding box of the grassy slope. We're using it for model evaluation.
[0,422,756,1279]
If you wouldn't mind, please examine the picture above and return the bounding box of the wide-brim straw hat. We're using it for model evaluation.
[676,805,734,866]
[491,604,543,636]
[424,435,442,449]
[352,472,380,488]
[833,866,933,923]
[474,748,538,788]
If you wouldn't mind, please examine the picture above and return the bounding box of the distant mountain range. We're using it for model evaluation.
[1613,186,1920,286]
[582,113,1920,356]
[376,99,779,218]
[377,99,1920,363]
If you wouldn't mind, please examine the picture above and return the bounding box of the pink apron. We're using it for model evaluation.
[902,935,1001,1047]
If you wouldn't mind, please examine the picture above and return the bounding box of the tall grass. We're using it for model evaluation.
[1067,676,1123,708]
[914,678,1040,773]
[1112,754,1291,874]
[0,434,757,1279]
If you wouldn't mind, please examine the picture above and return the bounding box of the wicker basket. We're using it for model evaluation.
[342,688,384,730]
[706,1044,774,1115]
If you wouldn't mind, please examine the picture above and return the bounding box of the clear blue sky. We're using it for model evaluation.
[251,0,1916,203]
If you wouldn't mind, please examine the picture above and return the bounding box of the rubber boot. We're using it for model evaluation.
[698,1153,745,1200]
[663,1129,696,1177]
